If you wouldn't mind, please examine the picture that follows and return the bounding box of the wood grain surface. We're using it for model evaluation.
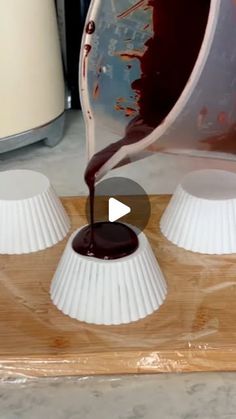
[1,196,236,378]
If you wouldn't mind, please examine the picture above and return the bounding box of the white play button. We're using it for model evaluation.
[85,177,151,234]
[108,198,131,222]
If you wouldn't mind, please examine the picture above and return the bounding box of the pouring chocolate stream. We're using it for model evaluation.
[73,0,210,260]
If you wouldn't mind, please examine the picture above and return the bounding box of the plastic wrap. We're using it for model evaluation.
[0,196,236,380]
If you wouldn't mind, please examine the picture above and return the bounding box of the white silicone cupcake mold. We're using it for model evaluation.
[50,227,167,325]
[160,169,236,255]
[0,169,70,254]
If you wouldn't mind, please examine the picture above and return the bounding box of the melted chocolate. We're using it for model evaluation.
[132,0,210,128]
[83,44,92,77]
[72,222,139,260]
[74,0,210,260]
[86,21,96,35]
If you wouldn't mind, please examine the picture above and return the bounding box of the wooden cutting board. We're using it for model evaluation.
[1,196,236,378]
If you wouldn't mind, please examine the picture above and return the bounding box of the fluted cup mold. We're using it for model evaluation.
[50,227,167,325]
[0,170,70,254]
[161,169,236,255]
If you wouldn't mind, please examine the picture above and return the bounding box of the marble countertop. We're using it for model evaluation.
[1,373,236,419]
[1,110,236,418]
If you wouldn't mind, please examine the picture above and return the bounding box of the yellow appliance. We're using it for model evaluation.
[0,0,65,152]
